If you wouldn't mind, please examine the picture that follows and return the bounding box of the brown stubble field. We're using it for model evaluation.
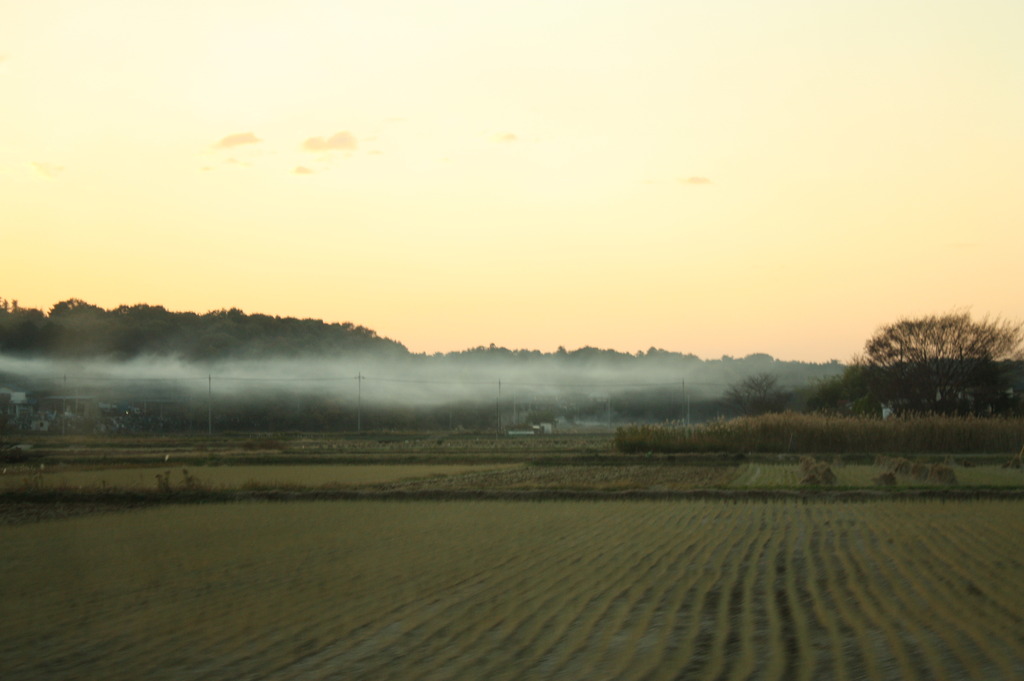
[2,499,1024,681]
[0,463,522,492]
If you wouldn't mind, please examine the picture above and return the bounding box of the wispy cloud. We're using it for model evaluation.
[680,176,712,185]
[494,132,518,143]
[213,132,262,149]
[293,166,314,175]
[198,156,255,172]
[31,162,64,179]
[302,131,357,152]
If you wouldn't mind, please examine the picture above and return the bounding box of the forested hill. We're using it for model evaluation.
[0,300,844,388]
[0,299,408,361]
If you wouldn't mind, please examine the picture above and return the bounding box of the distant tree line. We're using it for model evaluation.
[0,298,406,360]
[9,300,1020,429]
[0,298,842,382]
[1,297,855,432]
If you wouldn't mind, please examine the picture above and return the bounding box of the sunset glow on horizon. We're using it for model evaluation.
[4,0,1023,362]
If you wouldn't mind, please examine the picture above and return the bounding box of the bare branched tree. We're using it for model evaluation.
[862,311,1024,415]
[724,373,790,416]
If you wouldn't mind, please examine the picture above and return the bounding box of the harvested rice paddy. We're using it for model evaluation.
[0,464,520,492]
[2,499,1023,680]
[5,459,1024,498]
[729,463,1024,488]
[368,464,736,492]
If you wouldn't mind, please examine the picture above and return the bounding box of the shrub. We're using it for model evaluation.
[181,468,203,490]
[155,470,173,493]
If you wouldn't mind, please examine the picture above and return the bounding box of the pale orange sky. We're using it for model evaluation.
[3,0,1023,361]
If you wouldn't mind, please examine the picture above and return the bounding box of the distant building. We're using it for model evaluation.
[0,387,33,419]
[37,395,100,420]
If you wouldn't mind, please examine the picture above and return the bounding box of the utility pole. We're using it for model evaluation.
[496,380,502,439]
[682,379,686,425]
[62,374,67,436]
[357,372,363,433]
[207,374,212,435]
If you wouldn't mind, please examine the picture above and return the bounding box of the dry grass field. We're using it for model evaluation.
[4,458,1024,502]
[2,499,1023,681]
[365,464,736,492]
[0,464,520,492]
[729,463,1024,488]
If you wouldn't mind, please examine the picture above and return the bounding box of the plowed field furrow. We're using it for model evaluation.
[191,582,388,680]
[870,510,1021,679]
[749,519,791,681]
[612,516,712,671]
[817,517,885,681]
[719,507,776,681]
[799,507,848,681]
[782,508,822,681]
[527,510,697,681]
[567,526,709,681]
[905,538,1024,680]
[724,505,796,681]
[413,559,605,681]
[642,505,747,681]
[668,506,764,681]
[316,522,599,676]
[479,531,668,681]
[853,510,965,681]
[373,512,656,681]
[841,519,929,679]
[194,556,488,676]
[867,518,976,681]
[843,512,946,675]
[314,563,595,679]
[774,522,806,675]
[761,512,790,679]
[892,506,1024,639]
[176,593,336,679]
[384,562,615,680]
[327,531,619,679]
[905,505,1024,623]
[630,507,741,681]
[4,501,1024,681]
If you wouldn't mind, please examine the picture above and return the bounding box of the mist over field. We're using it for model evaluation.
[0,349,841,407]
[0,300,845,429]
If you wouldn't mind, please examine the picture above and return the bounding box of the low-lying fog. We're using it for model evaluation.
[0,351,843,407]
